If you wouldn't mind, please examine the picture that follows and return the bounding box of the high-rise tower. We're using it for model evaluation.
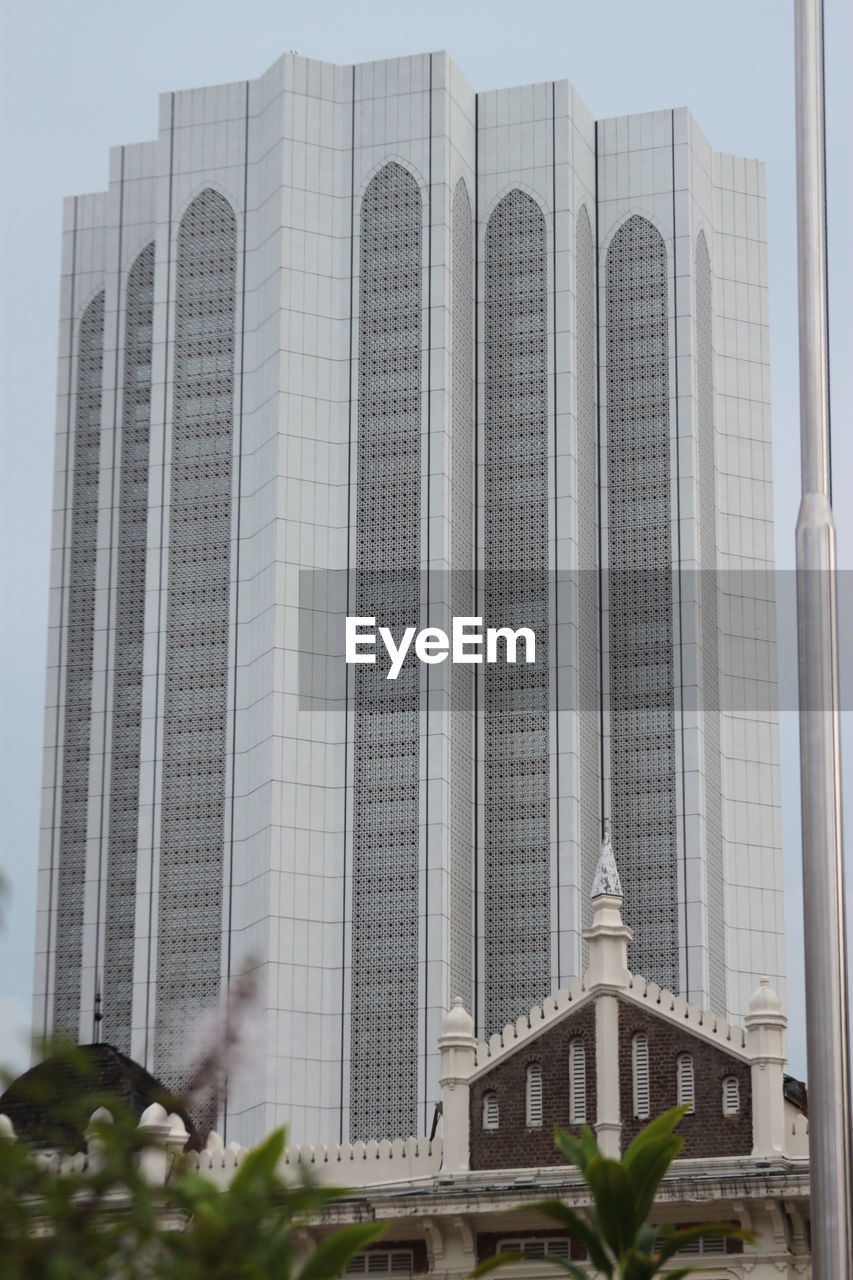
[35,51,784,1146]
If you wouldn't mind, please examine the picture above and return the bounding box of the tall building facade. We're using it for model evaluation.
[35,51,784,1147]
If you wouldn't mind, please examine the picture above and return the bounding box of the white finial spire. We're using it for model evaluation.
[591,821,622,899]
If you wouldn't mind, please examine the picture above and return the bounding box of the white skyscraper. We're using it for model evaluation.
[34,50,784,1146]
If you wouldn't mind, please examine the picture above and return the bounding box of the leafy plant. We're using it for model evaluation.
[0,1096,383,1279]
[474,1107,750,1280]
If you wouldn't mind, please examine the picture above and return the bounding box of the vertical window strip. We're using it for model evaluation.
[483,1091,499,1130]
[606,215,678,993]
[155,190,237,1128]
[350,162,422,1142]
[569,1037,587,1125]
[102,243,155,1052]
[53,289,106,1038]
[526,1062,543,1127]
[632,1032,650,1120]
[722,1075,740,1116]
[483,189,550,1035]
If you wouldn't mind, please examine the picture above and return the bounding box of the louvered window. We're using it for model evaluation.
[497,1240,571,1260]
[722,1075,740,1116]
[345,1250,415,1275]
[569,1038,587,1125]
[483,1091,499,1130]
[632,1033,650,1119]
[526,1063,543,1127]
[677,1054,695,1114]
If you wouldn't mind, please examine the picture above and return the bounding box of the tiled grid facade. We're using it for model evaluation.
[35,53,783,1148]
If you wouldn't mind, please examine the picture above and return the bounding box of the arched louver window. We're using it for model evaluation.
[722,1075,740,1116]
[677,1053,696,1114]
[483,188,550,1036]
[482,1091,499,1130]
[606,214,677,993]
[155,188,237,1127]
[103,242,155,1054]
[526,1062,543,1127]
[569,1037,587,1125]
[632,1032,650,1120]
[53,289,106,1038]
[350,161,422,1144]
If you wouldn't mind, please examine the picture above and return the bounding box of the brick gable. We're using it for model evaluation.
[617,997,752,1156]
[469,1002,596,1169]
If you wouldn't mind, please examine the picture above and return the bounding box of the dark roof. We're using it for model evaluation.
[0,1043,197,1150]
[784,1074,808,1117]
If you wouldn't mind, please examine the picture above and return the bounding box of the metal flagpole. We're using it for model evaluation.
[793,0,852,1274]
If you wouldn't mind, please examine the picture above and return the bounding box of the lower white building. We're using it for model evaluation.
[10,853,810,1277]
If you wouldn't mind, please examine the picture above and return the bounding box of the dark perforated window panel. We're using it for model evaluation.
[102,244,155,1051]
[154,191,237,1121]
[449,178,474,1012]
[576,206,601,918]
[53,290,106,1037]
[483,190,550,1034]
[350,163,422,1140]
[606,215,677,992]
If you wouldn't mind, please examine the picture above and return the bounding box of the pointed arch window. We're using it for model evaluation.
[677,1053,695,1114]
[526,1062,543,1127]
[482,1091,499,1130]
[722,1075,740,1116]
[569,1038,587,1125]
[632,1032,650,1120]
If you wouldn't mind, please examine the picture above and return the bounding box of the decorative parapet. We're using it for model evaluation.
[623,975,749,1055]
[471,977,590,1077]
[469,968,749,1084]
[280,1136,443,1187]
[1,1107,443,1193]
[186,1134,444,1190]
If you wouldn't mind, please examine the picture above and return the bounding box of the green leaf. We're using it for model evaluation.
[619,1246,661,1280]
[470,1251,529,1277]
[622,1133,683,1225]
[622,1107,688,1169]
[472,1252,590,1280]
[580,1155,636,1254]
[297,1222,386,1280]
[654,1221,751,1266]
[228,1127,286,1194]
[554,1124,599,1171]
[530,1200,612,1275]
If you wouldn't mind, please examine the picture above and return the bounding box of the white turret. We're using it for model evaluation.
[745,976,788,1156]
[438,997,477,1173]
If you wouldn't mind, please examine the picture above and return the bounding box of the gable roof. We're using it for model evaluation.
[469,971,749,1083]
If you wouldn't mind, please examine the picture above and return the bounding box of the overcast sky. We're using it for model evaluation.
[1,0,850,1083]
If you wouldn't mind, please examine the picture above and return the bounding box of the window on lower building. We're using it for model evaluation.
[526,1062,543,1127]
[483,1090,499,1130]
[677,1053,695,1114]
[497,1239,571,1260]
[632,1032,650,1120]
[722,1075,740,1116]
[345,1250,416,1275]
[569,1037,587,1124]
